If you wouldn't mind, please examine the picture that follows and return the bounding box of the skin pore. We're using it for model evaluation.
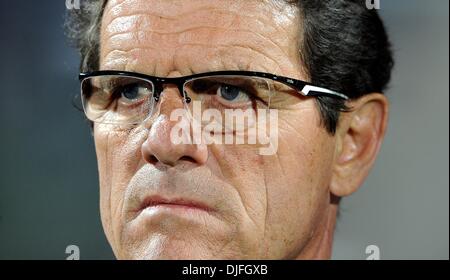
[94,0,389,259]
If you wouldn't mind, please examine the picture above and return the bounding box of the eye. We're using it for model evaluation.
[122,85,139,100]
[217,84,250,103]
[116,83,151,103]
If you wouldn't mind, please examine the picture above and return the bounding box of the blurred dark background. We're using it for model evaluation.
[0,0,448,259]
[0,0,114,259]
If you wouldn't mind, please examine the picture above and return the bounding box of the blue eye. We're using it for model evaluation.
[121,84,140,100]
[219,85,241,101]
[115,83,152,104]
[186,79,252,106]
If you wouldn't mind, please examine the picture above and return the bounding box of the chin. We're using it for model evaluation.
[115,210,239,259]
[119,239,221,260]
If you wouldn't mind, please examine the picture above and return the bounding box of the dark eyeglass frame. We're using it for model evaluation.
[79,70,349,102]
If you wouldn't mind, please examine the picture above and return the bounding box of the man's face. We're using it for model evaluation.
[95,0,337,259]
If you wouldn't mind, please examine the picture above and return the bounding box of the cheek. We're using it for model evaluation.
[94,124,147,247]
[272,123,334,214]
[209,145,267,223]
[207,110,335,258]
[258,105,336,257]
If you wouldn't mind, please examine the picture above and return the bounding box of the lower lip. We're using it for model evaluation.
[137,204,212,221]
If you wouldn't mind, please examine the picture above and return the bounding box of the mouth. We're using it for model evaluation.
[136,195,214,215]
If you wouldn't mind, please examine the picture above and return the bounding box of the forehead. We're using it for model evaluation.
[100,0,303,77]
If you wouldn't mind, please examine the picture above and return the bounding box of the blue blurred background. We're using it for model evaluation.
[0,0,448,259]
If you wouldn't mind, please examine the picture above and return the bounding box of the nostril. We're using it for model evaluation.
[149,155,159,164]
[179,156,197,163]
[142,149,159,164]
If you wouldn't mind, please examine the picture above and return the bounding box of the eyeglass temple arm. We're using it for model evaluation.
[274,76,349,100]
[299,85,349,100]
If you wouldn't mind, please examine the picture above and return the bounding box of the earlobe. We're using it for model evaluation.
[330,93,389,197]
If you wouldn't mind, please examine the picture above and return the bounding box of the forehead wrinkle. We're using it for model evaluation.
[101,43,282,76]
[102,27,290,69]
[104,0,299,38]
[101,48,160,73]
[101,49,129,69]
[101,38,285,76]
[104,8,279,35]
[101,0,303,77]
[102,0,298,48]
[103,0,284,27]
[104,9,241,33]
[102,7,289,48]
[180,44,284,72]
[103,24,289,62]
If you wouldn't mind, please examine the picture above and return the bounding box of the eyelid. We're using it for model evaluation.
[115,82,151,95]
[219,82,259,99]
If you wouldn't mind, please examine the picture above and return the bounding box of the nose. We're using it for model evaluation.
[141,87,208,166]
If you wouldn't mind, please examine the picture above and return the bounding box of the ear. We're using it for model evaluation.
[330,93,389,197]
